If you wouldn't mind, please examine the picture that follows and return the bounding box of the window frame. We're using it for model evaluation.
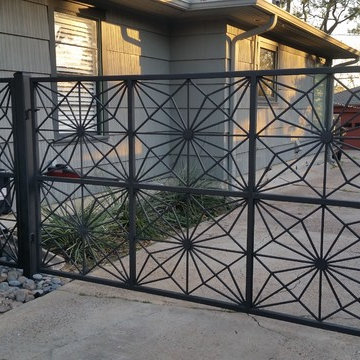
[257,39,278,102]
[48,1,105,139]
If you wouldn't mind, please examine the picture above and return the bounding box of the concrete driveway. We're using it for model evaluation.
[1,154,360,359]
[1,279,360,360]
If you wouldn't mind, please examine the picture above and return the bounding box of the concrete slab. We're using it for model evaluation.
[1,279,360,360]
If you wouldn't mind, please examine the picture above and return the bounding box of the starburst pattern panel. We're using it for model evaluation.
[34,80,129,181]
[134,78,250,190]
[256,74,360,201]
[326,77,360,201]
[256,74,330,197]
[253,200,360,328]
[40,181,130,282]
[0,81,18,264]
[135,189,247,304]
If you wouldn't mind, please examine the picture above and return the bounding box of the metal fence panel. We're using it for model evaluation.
[6,67,360,336]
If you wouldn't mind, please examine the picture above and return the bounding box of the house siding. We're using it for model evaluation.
[0,1,328,184]
[102,11,170,75]
[226,25,323,175]
[0,0,50,77]
[170,21,227,74]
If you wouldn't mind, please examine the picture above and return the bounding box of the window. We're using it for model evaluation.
[258,45,277,99]
[54,12,100,132]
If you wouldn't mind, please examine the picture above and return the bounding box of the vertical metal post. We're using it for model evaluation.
[245,74,258,308]
[227,74,234,190]
[323,73,334,168]
[127,79,137,286]
[12,72,38,277]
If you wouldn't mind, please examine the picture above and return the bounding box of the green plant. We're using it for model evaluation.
[41,197,128,269]
[41,173,235,269]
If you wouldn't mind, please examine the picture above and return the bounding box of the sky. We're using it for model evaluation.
[332,25,360,87]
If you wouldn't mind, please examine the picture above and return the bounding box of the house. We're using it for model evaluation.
[1,0,359,79]
[1,0,360,184]
[334,86,360,149]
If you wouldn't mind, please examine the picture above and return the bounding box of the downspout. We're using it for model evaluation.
[227,14,278,187]
[230,14,278,72]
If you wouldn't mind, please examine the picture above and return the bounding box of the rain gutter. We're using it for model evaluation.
[227,15,278,187]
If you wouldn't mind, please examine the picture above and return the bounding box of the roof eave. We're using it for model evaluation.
[84,0,360,59]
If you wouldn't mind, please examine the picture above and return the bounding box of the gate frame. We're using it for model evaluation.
[3,67,360,337]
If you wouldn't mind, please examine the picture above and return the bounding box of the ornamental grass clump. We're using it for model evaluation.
[41,198,127,269]
[41,175,234,269]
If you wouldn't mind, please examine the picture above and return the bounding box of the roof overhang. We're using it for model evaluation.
[83,0,360,60]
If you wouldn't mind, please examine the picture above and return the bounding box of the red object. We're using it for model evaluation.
[334,105,360,149]
[45,164,80,178]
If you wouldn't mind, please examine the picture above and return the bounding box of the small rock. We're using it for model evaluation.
[0,273,7,282]
[43,286,51,293]
[25,294,35,302]
[0,300,12,313]
[0,282,9,292]
[36,280,44,289]
[23,279,36,291]
[32,274,43,281]
[33,289,44,297]
[17,269,23,276]
[15,289,28,303]
[8,280,21,287]
[5,290,16,300]
[7,270,18,282]
[51,277,61,284]
[18,276,27,284]
[51,284,60,291]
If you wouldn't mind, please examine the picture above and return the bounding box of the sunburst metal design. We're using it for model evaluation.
[28,69,360,335]
[0,81,17,264]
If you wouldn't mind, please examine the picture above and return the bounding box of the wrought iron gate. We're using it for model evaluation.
[1,68,360,336]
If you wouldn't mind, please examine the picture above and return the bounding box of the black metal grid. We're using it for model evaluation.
[9,66,360,335]
[0,79,18,266]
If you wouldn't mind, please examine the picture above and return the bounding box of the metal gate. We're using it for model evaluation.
[1,68,360,336]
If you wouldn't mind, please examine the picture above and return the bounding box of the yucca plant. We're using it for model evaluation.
[41,171,235,269]
[41,196,128,269]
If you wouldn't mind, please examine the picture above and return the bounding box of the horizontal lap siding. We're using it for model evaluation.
[0,0,51,75]
[227,25,322,174]
[170,21,227,74]
[102,11,170,75]
[100,11,172,183]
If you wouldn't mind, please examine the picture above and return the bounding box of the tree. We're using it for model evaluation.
[275,0,360,35]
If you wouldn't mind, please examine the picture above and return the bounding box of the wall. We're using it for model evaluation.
[0,2,329,193]
[102,10,170,75]
[0,0,51,77]
[166,21,231,185]
[226,23,324,188]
